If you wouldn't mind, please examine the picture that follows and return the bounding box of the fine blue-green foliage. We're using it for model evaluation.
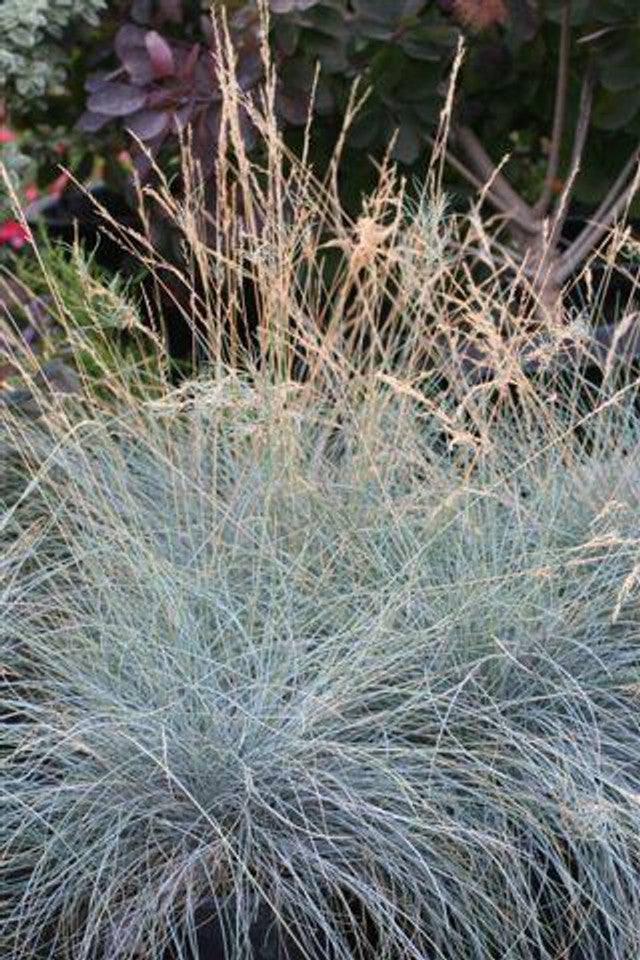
[2,376,640,959]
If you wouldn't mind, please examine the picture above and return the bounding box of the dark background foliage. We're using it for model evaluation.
[3,1,640,211]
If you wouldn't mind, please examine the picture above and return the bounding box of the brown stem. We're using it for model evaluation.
[529,61,595,297]
[454,125,538,228]
[430,137,540,235]
[557,146,640,282]
[546,62,594,250]
[534,0,572,217]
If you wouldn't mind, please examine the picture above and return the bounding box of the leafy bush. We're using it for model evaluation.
[0,0,107,99]
[1,1,638,362]
[3,1,639,250]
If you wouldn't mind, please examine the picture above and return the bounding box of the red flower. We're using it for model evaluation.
[0,220,30,249]
[0,127,15,143]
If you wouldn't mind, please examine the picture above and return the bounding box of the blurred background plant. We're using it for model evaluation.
[2,1,638,213]
[0,0,107,100]
[1,0,639,377]
[0,0,112,212]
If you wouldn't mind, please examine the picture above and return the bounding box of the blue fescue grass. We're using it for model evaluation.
[2,369,640,959]
[2,20,640,955]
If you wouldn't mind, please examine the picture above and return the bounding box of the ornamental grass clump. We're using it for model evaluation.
[2,360,640,959]
[2,17,640,959]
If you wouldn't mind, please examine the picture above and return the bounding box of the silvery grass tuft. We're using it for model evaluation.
[2,11,640,959]
[3,365,640,959]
